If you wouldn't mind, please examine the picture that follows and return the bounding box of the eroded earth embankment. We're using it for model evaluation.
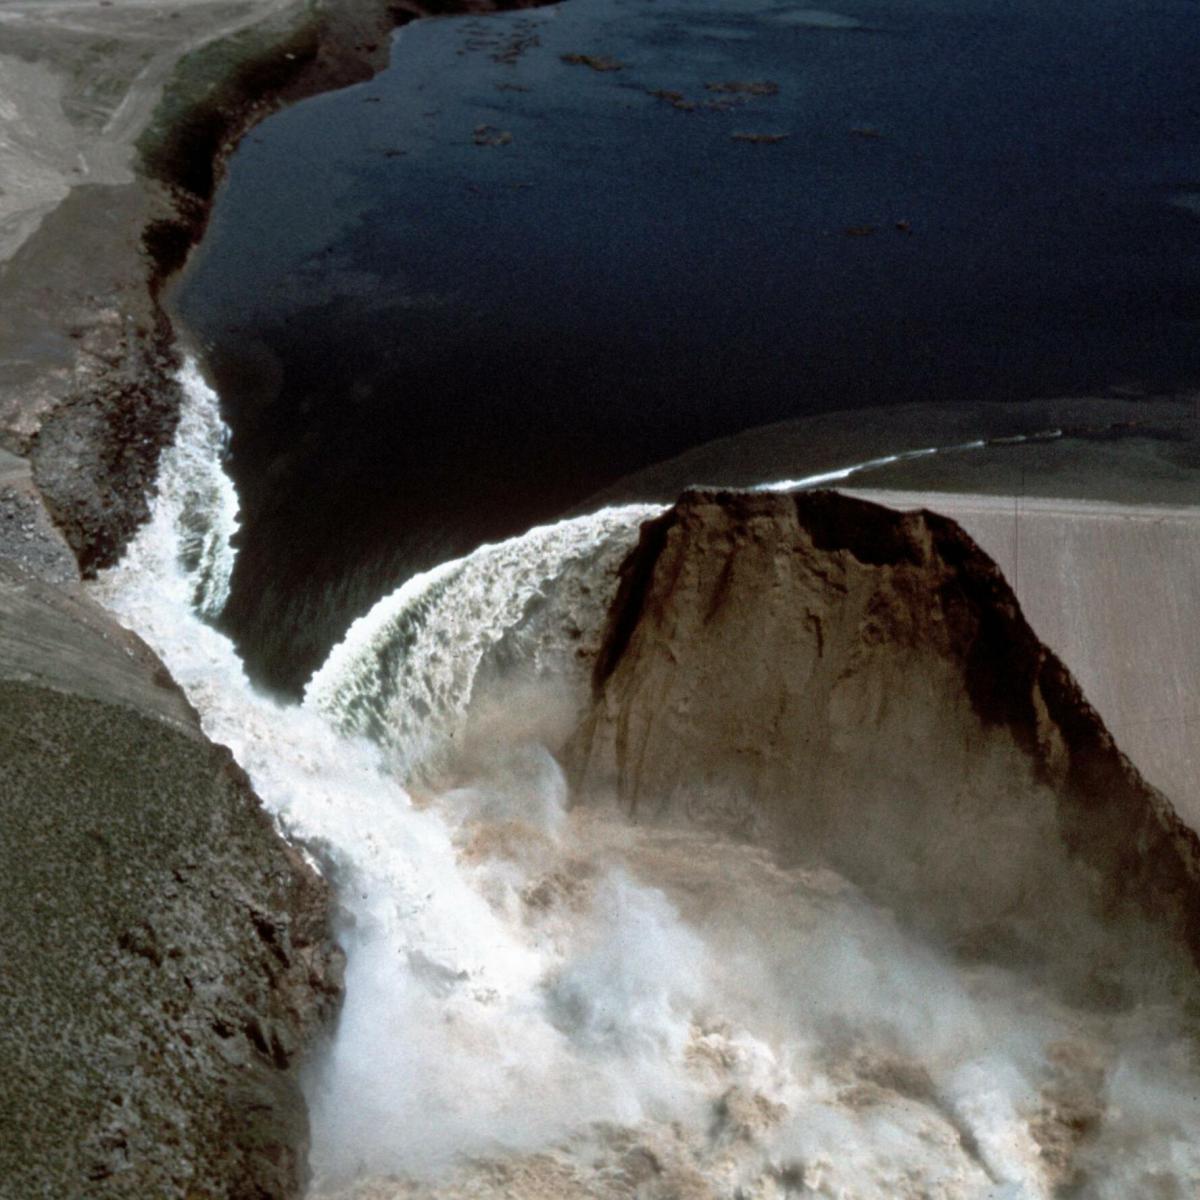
[570,490,1200,977]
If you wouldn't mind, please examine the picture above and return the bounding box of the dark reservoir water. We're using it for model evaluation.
[174,0,1200,691]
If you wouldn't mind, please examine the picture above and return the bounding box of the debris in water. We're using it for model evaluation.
[473,124,513,147]
[845,225,878,236]
[706,80,780,95]
[850,125,884,138]
[493,31,540,65]
[773,9,866,29]
[561,52,625,71]
[648,88,697,111]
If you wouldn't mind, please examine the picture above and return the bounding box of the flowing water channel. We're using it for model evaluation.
[94,0,1200,1189]
[88,364,1200,1197]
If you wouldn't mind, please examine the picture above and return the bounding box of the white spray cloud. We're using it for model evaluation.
[91,361,1200,1199]
[545,870,707,1061]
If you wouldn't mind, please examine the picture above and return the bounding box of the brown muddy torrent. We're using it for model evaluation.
[281,489,1200,1199]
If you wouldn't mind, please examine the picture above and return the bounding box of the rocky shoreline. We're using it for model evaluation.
[0,560,345,1197]
[0,0,543,578]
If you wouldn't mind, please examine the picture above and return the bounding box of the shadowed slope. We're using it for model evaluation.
[0,561,343,1197]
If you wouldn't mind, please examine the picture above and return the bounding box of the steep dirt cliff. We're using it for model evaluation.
[567,489,1200,980]
[0,561,343,1198]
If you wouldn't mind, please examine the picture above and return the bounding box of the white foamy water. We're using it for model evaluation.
[306,501,661,777]
[90,362,1200,1198]
[89,363,714,1183]
[752,439,989,492]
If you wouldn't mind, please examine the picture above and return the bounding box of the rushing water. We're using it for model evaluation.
[90,363,1200,1198]
[173,0,1200,692]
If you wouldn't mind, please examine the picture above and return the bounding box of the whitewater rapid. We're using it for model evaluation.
[91,361,705,1183]
[90,362,1200,1199]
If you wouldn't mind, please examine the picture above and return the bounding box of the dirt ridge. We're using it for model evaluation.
[570,488,1200,973]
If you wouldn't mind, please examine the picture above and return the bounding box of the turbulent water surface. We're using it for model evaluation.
[90,365,1200,1198]
[173,0,1200,690]
[106,0,1200,1188]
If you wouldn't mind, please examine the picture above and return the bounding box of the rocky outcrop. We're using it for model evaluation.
[0,446,79,583]
[26,302,185,576]
[0,561,343,1198]
[568,489,1200,976]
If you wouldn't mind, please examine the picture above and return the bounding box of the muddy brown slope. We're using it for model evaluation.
[568,490,1200,974]
[845,488,1200,827]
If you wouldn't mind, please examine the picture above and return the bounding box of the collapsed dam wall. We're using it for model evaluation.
[844,488,1200,828]
[568,490,1200,980]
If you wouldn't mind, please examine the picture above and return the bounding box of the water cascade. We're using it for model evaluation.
[91,364,1200,1198]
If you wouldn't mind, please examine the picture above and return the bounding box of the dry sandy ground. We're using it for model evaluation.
[0,0,298,265]
[847,489,1200,829]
